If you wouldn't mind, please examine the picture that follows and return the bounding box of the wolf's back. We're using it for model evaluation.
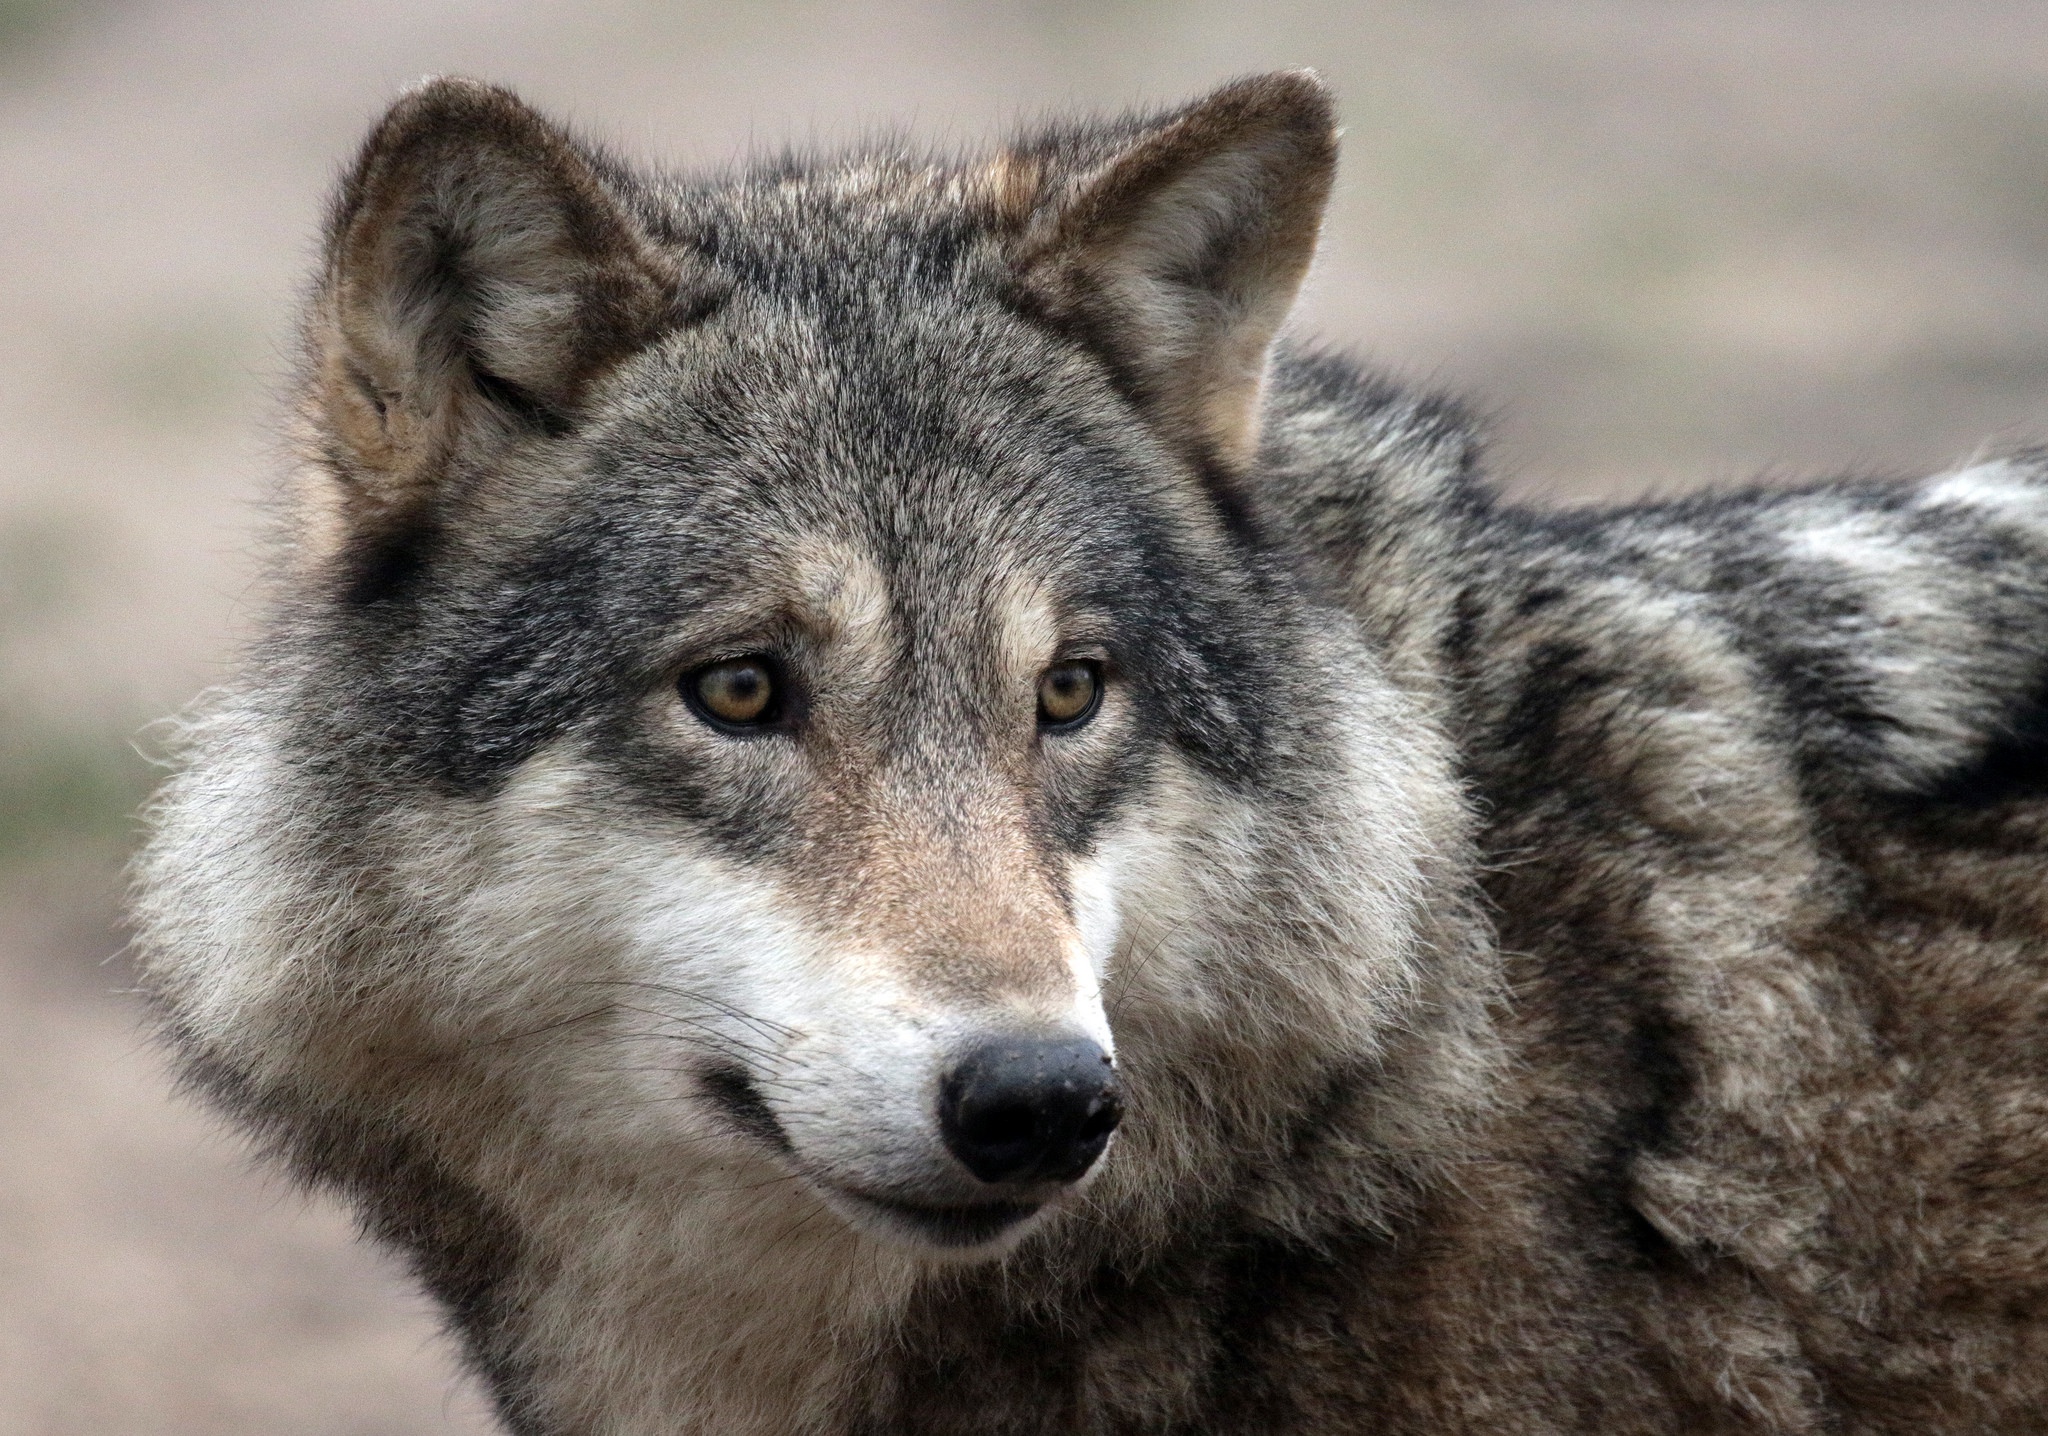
[1269,398,2048,1429]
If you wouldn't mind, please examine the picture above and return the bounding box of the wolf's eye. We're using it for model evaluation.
[1037,661,1102,729]
[686,657,779,730]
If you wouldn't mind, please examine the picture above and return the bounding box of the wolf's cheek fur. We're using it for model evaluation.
[427,742,1120,1246]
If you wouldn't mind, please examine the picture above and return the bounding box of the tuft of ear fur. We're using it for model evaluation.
[1008,72,1337,472]
[308,78,701,551]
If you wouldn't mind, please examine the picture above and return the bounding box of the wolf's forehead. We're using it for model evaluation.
[635,272,1105,462]
[596,298,1167,654]
[783,535,892,641]
[765,531,1067,669]
[619,369,1134,605]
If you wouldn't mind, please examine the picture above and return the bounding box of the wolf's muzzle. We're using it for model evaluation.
[938,1036,1122,1186]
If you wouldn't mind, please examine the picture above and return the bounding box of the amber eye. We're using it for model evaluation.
[1037,660,1102,729]
[686,657,779,730]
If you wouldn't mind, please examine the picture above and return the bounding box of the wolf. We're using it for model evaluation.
[131,70,2048,1434]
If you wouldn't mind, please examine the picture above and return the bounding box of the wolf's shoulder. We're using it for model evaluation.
[1261,347,1485,521]
[1259,356,2048,809]
[1257,348,1489,687]
[1461,454,2048,805]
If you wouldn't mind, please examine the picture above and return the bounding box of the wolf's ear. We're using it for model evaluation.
[310,79,697,540]
[1008,72,1337,472]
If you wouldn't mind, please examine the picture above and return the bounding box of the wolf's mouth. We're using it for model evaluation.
[826,1185,1044,1249]
[696,1062,793,1156]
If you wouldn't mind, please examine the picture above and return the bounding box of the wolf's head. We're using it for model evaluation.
[139,74,1488,1283]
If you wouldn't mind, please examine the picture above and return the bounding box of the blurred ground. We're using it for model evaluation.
[3,1,2048,1430]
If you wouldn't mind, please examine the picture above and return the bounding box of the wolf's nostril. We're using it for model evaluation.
[971,1102,1039,1149]
[938,1036,1123,1187]
[1075,1103,1119,1144]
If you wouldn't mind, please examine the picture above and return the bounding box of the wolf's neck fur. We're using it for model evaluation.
[498,1168,920,1435]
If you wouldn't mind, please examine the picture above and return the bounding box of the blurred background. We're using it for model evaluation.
[5,1,2048,1430]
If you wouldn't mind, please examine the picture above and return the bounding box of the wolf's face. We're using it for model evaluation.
[207,75,1384,1259]
[414,297,1312,1251]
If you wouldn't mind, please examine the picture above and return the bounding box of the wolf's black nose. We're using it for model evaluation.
[939,1037,1123,1186]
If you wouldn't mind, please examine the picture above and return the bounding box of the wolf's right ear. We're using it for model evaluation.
[308,79,700,551]
[1005,72,1337,474]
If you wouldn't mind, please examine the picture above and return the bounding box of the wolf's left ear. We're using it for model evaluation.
[1008,72,1337,471]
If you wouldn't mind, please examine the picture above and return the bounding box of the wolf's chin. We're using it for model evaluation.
[812,1181,1049,1256]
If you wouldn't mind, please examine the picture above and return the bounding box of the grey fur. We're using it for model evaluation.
[133,73,2048,1434]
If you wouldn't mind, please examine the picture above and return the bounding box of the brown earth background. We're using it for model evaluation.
[6,2,2048,1430]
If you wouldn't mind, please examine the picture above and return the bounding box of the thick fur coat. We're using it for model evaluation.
[132,73,2048,1433]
